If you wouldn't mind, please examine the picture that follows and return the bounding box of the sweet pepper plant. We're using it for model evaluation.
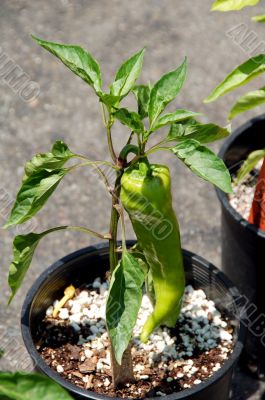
[205,54,265,229]
[5,36,232,387]
[0,372,74,400]
[211,0,265,22]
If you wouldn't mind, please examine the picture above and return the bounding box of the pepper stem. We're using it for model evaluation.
[119,144,139,167]
[139,157,152,176]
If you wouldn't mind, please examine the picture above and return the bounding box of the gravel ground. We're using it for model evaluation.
[0,1,265,398]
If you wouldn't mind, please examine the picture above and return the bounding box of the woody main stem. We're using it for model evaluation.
[104,107,134,386]
[108,172,134,386]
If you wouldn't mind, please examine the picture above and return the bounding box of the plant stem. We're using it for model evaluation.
[101,103,116,163]
[68,226,111,239]
[113,204,126,250]
[145,145,173,156]
[108,170,134,386]
[103,106,134,387]
[126,131,134,145]
[109,171,122,273]
[248,157,265,229]
[110,344,134,388]
[107,119,117,163]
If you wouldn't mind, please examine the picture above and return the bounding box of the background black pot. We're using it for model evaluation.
[21,242,244,400]
[216,114,265,379]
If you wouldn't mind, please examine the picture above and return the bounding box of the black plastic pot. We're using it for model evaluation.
[21,242,244,400]
[216,114,265,378]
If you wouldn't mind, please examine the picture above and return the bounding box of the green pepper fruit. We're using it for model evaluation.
[121,160,185,343]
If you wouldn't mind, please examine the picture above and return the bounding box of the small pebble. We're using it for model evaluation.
[84,349,93,358]
[104,378,110,387]
[229,164,261,220]
[139,375,149,380]
[59,308,69,320]
[56,365,64,373]
[46,306,53,317]
[212,363,221,372]
[96,361,104,371]
[93,278,101,289]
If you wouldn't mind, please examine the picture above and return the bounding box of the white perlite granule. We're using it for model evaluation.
[46,278,233,373]
[229,161,262,221]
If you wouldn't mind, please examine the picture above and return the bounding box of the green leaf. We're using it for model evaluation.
[8,227,66,303]
[0,372,73,400]
[168,117,198,136]
[7,170,67,227]
[171,139,232,193]
[229,87,265,119]
[148,58,187,126]
[99,93,120,108]
[5,142,74,227]
[113,108,144,134]
[32,36,102,93]
[169,121,230,143]
[8,225,106,303]
[23,141,74,179]
[211,0,260,11]
[252,14,265,22]
[110,49,145,98]
[237,149,265,182]
[132,85,151,119]
[106,251,145,364]
[204,54,265,103]
[151,109,200,132]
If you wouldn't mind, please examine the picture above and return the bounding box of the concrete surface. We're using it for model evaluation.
[0,1,265,398]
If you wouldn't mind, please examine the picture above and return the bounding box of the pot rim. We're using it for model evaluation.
[216,113,265,239]
[21,242,244,400]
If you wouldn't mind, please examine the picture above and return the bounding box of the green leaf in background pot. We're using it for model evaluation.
[169,122,230,143]
[211,0,260,11]
[252,14,265,22]
[204,54,265,103]
[0,372,73,400]
[171,139,232,193]
[148,58,187,126]
[151,109,200,132]
[5,141,74,227]
[32,36,102,93]
[8,227,66,303]
[110,49,145,98]
[229,87,265,119]
[132,85,151,119]
[106,251,145,364]
[237,149,265,182]
[113,108,144,134]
